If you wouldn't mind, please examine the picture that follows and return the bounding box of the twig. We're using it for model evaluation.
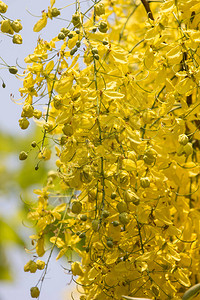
[141,0,154,20]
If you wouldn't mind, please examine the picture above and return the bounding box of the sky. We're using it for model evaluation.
[0,1,92,299]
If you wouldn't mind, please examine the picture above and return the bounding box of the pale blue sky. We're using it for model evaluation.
[0,1,92,299]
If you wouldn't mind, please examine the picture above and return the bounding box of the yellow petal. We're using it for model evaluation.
[33,13,48,32]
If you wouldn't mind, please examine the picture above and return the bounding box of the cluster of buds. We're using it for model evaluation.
[24,259,45,273]
[0,12,23,44]
[177,134,193,157]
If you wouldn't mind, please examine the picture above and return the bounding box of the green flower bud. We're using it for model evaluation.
[102,210,110,218]
[178,134,189,145]
[51,7,60,17]
[30,287,40,298]
[140,177,150,188]
[19,151,28,161]
[58,32,65,40]
[183,142,193,156]
[92,219,100,232]
[94,3,105,16]
[92,48,98,55]
[98,21,108,33]
[116,201,127,213]
[71,201,82,214]
[76,41,81,48]
[61,27,70,36]
[94,54,99,60]
[107,240,113,248]
[68,32,73,39]
[31,141,37,148]
[102,40,108,45]
[111,192,117,199]
[70,47,78,56]
[11,20,23,33]
[62,124,73,136]
[80,214,87,221]
[9,66,18,74]
[79,232,86,239]
[112,220,120,227]
[119,212,130,225]
[72,13,81,27]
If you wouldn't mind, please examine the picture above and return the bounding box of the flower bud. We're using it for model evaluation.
[62,124,73,136]
[68,32,74,39]
[30,287,40,298]
[9,66,18,74]
[116,201,127,213]
[79,232,86,239]
[71,201,82,214]
[183,142,193,156]
[72,13,81,27]
[1,19,14,34]
[61,27,70,36]
[53,95,63,109]
[92,219,100,232]
[112,220,120,227]
[31,141,37,148]
[102,40,108,45]
[11,20,23,33]
[143,148,157,165]
[111,192,117,199]
[70,47,78,56]
[0,1,8,13]
[33,109,42,119]
[107,240,113,248]
[76,41,81,48]
[19,117,29,129]
[58,32,65,40]
[94,54,99,60]
[178,134,189,146]
[21,104,34,118]
[24,260,37,273]
[91,48,98,55]
[98,21,108,33]
[102,210,110,218]
[94,3,105,16]
[119,212,130,225]
[36,260,45,270]
[140,177,150,188]
[51,7,60,17]
[12,34,23,44]
[19,151,28,161]
[80,214,87,221]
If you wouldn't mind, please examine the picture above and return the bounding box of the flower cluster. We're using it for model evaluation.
[18,0,200,299]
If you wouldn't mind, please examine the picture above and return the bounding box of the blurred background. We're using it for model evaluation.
[0,0,92,299]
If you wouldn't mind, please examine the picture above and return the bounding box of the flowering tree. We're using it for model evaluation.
[1,0,200,299]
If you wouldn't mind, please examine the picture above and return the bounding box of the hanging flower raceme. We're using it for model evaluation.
[18,0,200,299]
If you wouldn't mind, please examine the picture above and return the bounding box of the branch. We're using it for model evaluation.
[141,0,154,20]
